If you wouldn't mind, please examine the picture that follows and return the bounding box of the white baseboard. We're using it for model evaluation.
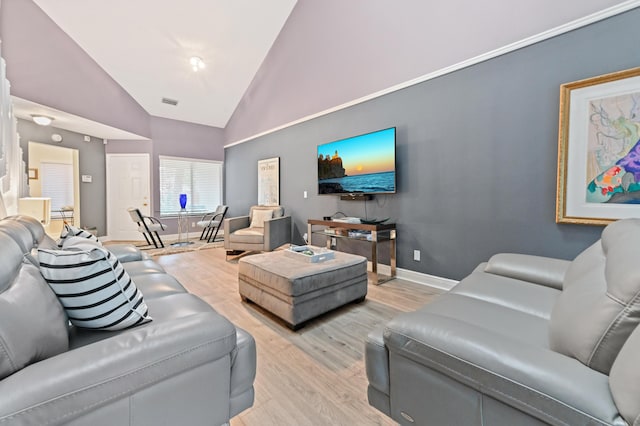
[367,262,458,291]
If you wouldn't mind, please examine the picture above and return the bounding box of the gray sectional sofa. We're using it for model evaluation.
[366,218,640,425]
[0,215,256,426]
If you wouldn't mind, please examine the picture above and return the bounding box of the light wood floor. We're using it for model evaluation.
[154,248,441,426]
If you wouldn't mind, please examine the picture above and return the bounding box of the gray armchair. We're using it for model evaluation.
[224,205,291,256]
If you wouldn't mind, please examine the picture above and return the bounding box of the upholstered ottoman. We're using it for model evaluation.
[238,249,368,329]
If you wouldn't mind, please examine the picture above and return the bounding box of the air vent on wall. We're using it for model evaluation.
[161,97,179,106]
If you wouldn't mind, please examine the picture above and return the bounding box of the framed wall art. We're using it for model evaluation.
[257,157,279,206]
[556,66,640,225]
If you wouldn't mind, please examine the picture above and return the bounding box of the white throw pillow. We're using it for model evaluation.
[38,242,151,331]
[58,224,100,247]
[250,209,273,228]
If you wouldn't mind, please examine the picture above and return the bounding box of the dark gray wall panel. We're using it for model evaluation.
[225,9,640,280]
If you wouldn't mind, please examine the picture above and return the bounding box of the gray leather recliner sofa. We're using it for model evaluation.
[366,218,640,425]
[0,215,256,426]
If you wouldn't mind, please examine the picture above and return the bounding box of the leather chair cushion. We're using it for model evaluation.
[38,239,152,331]
[549,218,640,374]
[0,233,68,380]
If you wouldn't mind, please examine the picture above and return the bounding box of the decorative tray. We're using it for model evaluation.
[284,245,335,263]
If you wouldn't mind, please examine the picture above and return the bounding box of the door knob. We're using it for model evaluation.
[143,203,148,206]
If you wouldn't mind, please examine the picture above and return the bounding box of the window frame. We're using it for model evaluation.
[158,155,223,217]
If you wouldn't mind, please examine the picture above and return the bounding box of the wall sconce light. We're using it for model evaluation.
[189,56,205,72]
[31,115,54,126]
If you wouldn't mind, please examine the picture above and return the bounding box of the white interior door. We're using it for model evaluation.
[106,154,151,241]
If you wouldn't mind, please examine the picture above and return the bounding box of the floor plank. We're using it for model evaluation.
[154,248,441,425]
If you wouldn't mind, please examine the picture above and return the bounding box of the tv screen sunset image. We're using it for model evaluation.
[317,127,396,194]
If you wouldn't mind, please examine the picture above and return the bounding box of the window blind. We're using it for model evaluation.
[40,162,74,216]
[159,156,222,216]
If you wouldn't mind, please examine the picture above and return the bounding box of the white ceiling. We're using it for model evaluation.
[31,0,297,129]
[12,96,149,140]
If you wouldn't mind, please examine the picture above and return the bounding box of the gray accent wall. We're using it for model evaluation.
[225,9,640,280]
[224,0,631,144]
[18,119,107,235]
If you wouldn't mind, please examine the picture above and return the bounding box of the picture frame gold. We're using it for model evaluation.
[556,67,640,225]
[28,168,38,180]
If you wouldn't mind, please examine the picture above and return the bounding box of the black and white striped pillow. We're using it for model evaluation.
[38,244,151,331]
[58,224,100,247]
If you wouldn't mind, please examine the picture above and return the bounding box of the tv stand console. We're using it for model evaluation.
[307,219,396,285]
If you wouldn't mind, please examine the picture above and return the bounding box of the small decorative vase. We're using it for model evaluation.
[179,193,187,209]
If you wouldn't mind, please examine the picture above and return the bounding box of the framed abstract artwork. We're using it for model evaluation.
[556,67,640,225]
[257,157,279,206]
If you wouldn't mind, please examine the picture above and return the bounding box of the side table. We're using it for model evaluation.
[171,209,193,247]
[307,219,396,285]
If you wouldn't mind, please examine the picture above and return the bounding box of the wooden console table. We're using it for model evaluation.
[307,219,396,285]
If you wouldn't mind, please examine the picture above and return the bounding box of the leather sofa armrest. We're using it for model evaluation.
[365,327,389,396]
[484,253,570,290]
[384,311,621,425]
[264,215,292,251]
[0,311,237,425]
[229,327,256,418]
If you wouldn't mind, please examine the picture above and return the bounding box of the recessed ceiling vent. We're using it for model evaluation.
[161,97,178,106]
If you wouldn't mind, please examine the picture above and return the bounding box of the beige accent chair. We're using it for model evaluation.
[127,208,166,248]
[196,205,228,243]
[224,205,291,256]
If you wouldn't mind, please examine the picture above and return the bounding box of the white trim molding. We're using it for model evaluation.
[225,1,640,148]
[368,262,458,292]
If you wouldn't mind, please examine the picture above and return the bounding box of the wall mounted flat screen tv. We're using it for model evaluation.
[317,127,396,195]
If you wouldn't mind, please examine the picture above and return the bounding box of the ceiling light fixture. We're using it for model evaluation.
[189,56,205,72]
[31,115,54,126]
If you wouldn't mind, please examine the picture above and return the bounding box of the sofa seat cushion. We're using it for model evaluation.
[132,273,187,299]
[419,292,551,347]
[230,228,264,244]
[38,243,152,331]
[69,293,224,349]
[550,218,640,374]
[105,244,148,263]
[123,259,166,276]
[451,271,560,320]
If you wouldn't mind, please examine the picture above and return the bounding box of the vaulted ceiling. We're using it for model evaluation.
[30,0,297,129]
[3,1,636,141]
